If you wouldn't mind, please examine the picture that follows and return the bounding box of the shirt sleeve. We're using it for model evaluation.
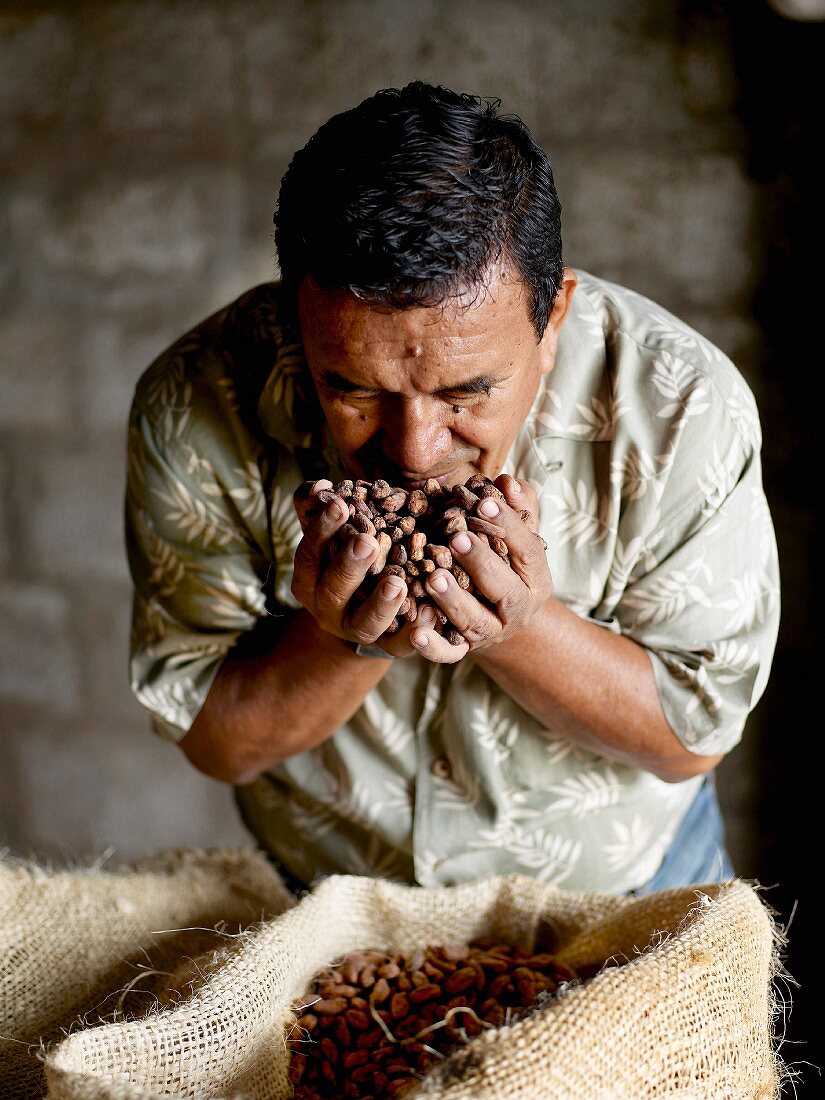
[611,394,780,757]
[126,398,276,742]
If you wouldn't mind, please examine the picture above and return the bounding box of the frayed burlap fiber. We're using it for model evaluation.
[33,870,780,1099]
[0,849,294,1098]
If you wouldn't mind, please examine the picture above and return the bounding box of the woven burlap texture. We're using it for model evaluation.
[0,848,295,1099]
[38,871,779,1100]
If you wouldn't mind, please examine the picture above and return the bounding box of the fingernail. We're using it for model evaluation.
[429,575,449,594]
[451,533,472,554]
[419,606,436,624]
[412,631,429,647]
[326,500,346,522]
[381,580,404,600]
[352,536,374,560]
[479,499,500,518]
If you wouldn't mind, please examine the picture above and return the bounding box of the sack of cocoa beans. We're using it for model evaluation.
[0,848,294,1099]
[42,872,782,1099]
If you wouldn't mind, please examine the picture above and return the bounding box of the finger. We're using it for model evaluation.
[424,564,501,648]
[378,602,435,658]
[409,620,470,664]
[293,479,334,532]
[345,571,408,645]
[448,530,524,617]
[315,531,384,622]
[494,474,540,534]
[472,494,550,592]
[291,493,349,605]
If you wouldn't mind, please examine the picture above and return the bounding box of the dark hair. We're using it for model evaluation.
[274,82,563,341]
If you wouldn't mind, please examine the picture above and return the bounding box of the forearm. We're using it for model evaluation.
[472,597,723,782]
[180,609,390,784]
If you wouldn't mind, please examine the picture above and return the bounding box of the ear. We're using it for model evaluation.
[538,268,578,374]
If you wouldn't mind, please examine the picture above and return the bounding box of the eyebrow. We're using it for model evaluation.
[321,370,495,396]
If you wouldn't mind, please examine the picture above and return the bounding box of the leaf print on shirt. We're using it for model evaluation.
[201,568,266,629]
[718,569,780,634]
[602,814,653,871]
[651,352,712,420]
[708,640,760,685]
[432,771,480,812]
[697,441,743,518]
[269,484,303,564]
[134,677,200,732]
[470,820,582,885]
[372,710,414,757]
[471,688,519,766]
[343,834,405,880]
[152,475,247,550]
[611,448,674,504]
[543,769,622,819]
[291,776,384,841]
[622,552,713,628]
[536,393,630,441]
[131,509,186,599]
[143,352,195,443]
[548,477,612,549]
[540,732,603,768]
[382,778,413,815]
[723,388,761,450]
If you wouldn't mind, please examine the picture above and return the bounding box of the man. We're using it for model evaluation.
[126,83,779,895]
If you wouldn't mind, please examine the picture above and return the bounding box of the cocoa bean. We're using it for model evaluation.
[314,997,347,1015]
[368,530,392,574]
[408,983,440,1004]
[407,489,428,515]
[467,515,507,539]
[390,543,407,566]
[343,1049,369,1070]
[446,628,466,646]
[444,967,476,994]
[398,515,416,535]
[351,512,376,537]
[371,977,391,1004]
[443,512,468,535]
[345,1008,371,1030]
[451,484,479,509]
[451,564,471,590]
[409,531,427,560]
[389,992,409,1019]
[425,544,452,570]
[382,491,407,512]
[423,478,442,495]
[335,479,354,497]
[369,479,392,500]
[383,510,399,524]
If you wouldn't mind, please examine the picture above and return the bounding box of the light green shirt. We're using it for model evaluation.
[126,270,780,893]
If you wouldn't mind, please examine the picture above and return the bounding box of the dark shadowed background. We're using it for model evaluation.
[0,0,820,1085]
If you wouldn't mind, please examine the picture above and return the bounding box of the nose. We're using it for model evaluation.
[381,396,452,476]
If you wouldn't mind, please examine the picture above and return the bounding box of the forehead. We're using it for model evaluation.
[297,269,535,382]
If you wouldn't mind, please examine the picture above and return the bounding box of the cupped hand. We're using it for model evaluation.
[291,480,408,649]
[404,474,553,664]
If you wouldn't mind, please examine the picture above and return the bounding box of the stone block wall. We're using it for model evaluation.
[1,0,762,864]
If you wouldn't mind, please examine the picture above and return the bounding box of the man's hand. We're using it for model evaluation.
[407,474,553,664]
[292,479,439,655]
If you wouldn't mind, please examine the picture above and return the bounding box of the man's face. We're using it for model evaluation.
[298,265,577,489]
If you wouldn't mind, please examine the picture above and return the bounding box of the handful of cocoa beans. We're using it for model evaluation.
[314,474,532,645]
[287,939,577,1098]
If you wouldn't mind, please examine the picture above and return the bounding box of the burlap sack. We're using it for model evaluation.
[0,848,294,1099]
[41,873,781,1099]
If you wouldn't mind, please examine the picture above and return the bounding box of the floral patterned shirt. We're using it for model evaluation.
[126,270,780,893]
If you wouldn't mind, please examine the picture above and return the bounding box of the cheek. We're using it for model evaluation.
[321,400,377,450]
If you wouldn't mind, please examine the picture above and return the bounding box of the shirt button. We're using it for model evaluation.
[430,756,452,780]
